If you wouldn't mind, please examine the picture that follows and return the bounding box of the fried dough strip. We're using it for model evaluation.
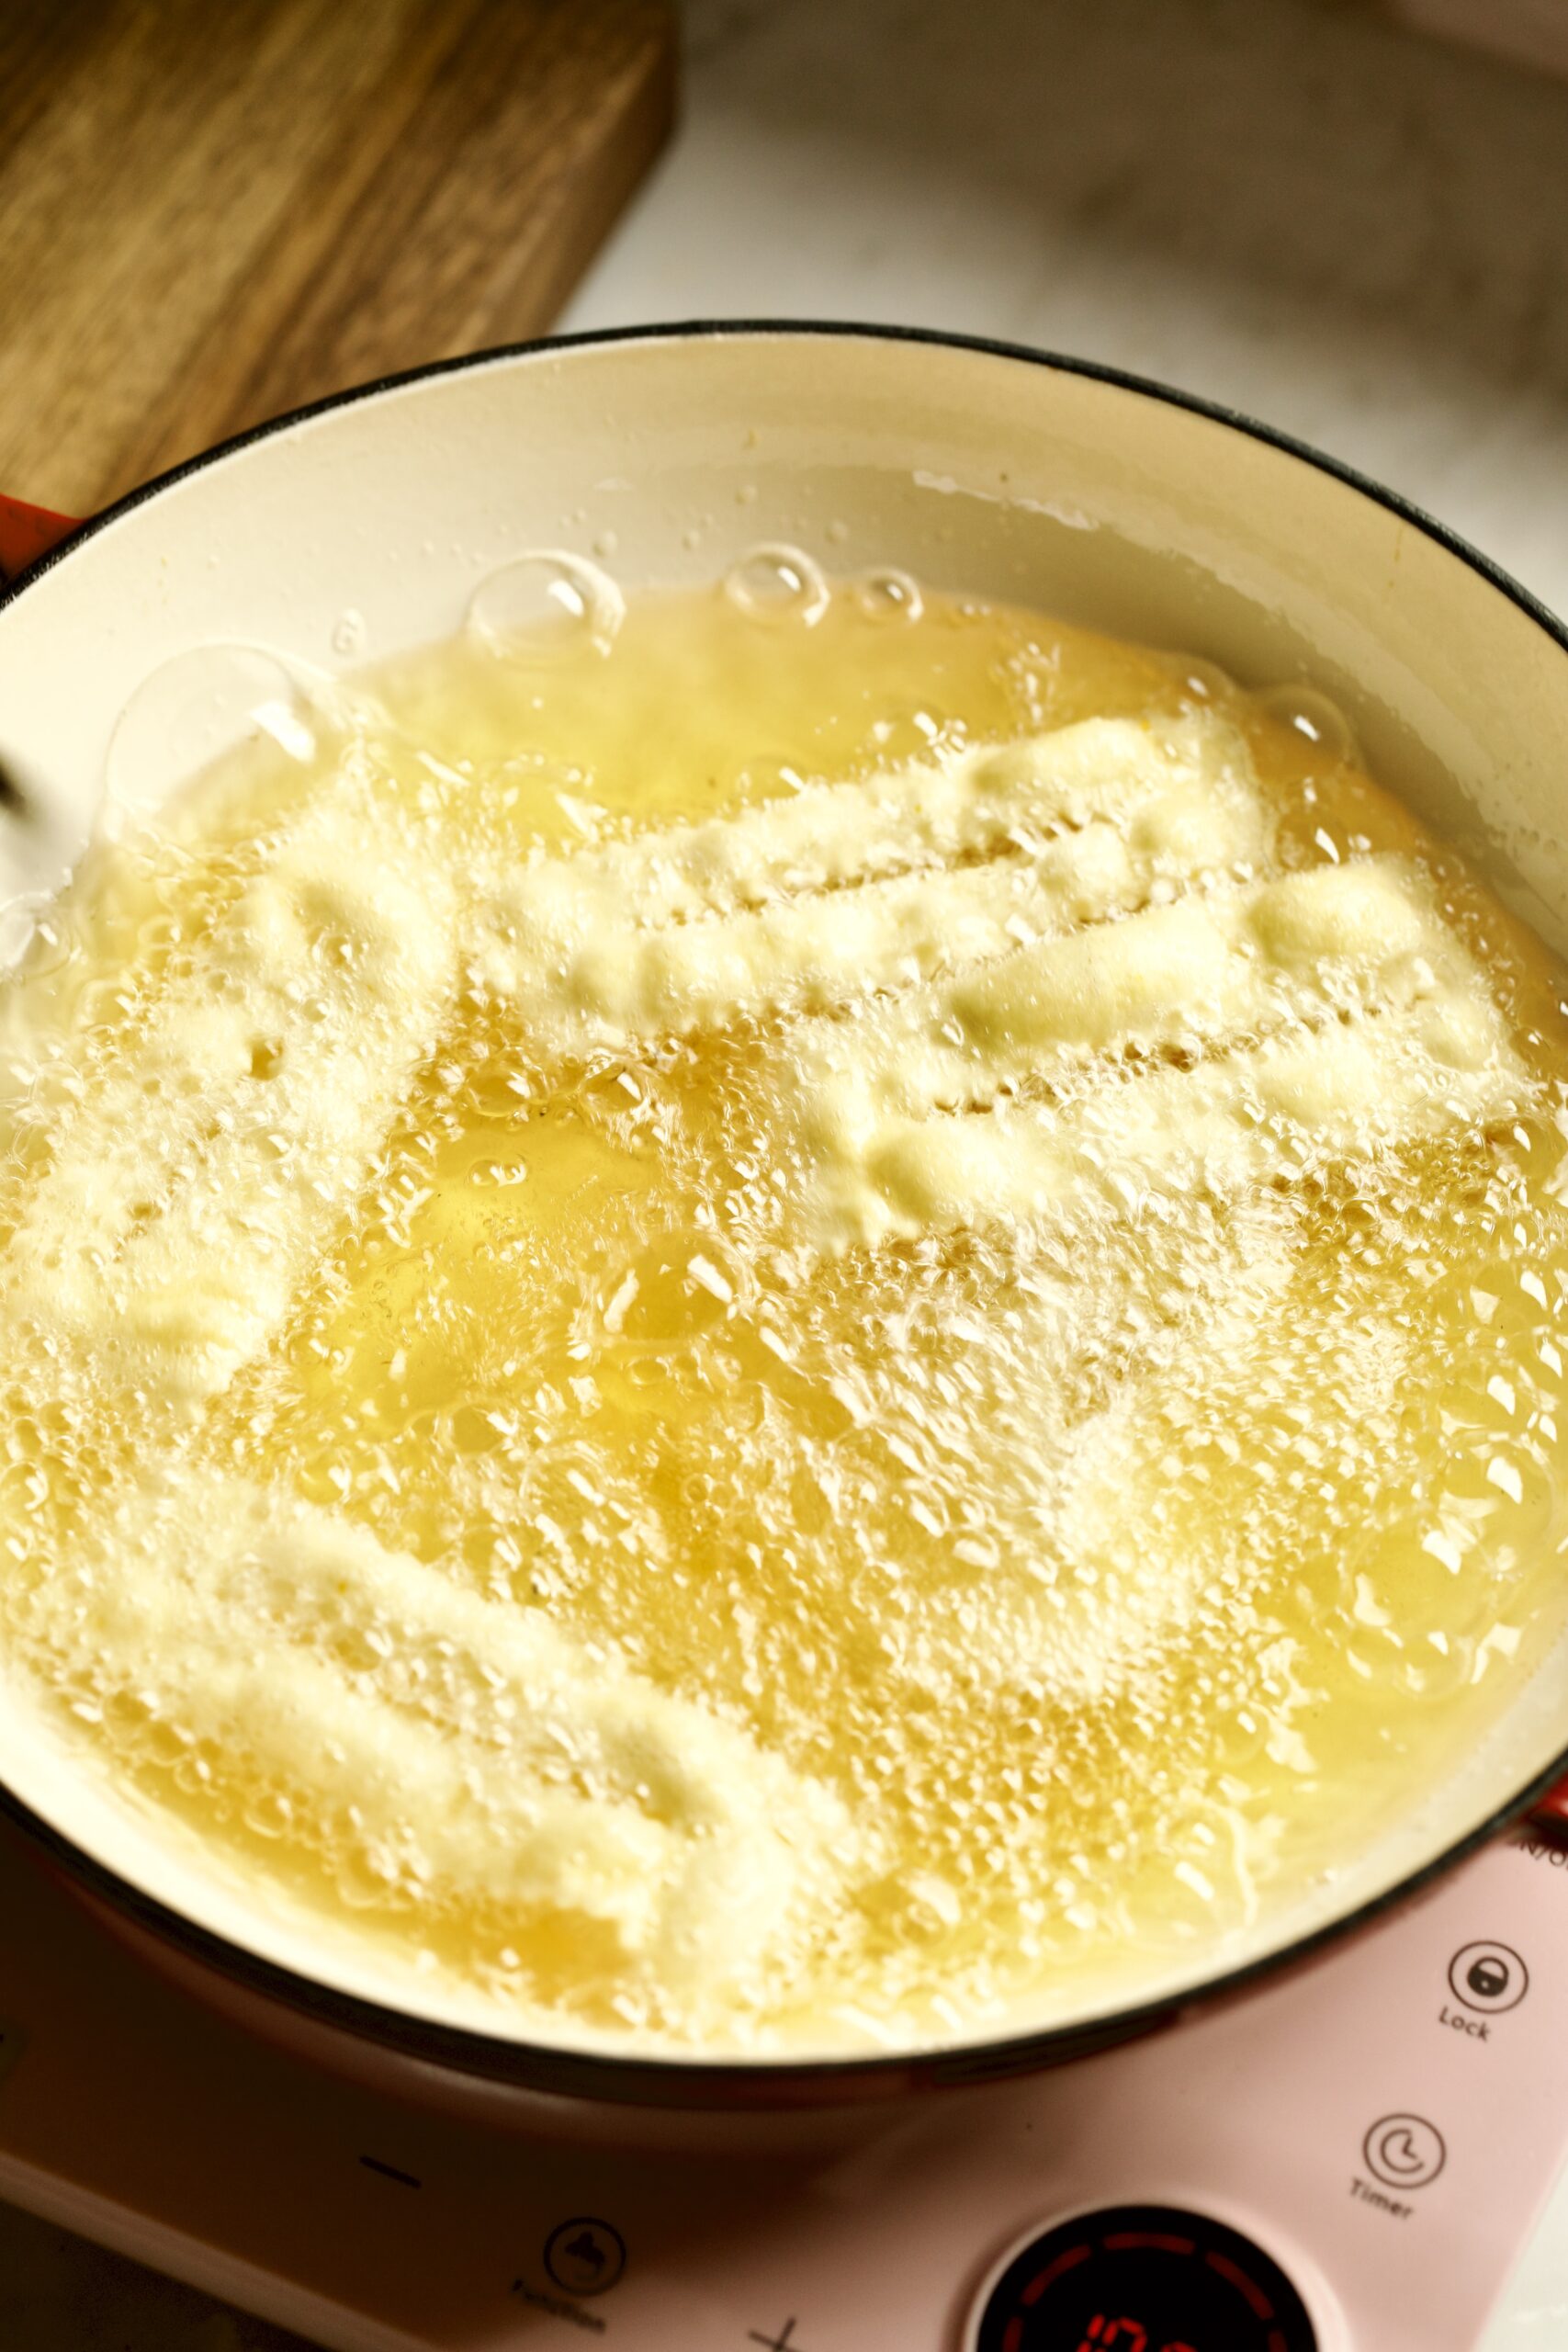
[794,855,1476,1128]
[4,818,457,1403]
[474,713,1269,1046]
[34,1475,851,2007]
[808,993,1529,1247]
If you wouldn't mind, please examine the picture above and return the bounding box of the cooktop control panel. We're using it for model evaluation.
[0,1819,1565,2350]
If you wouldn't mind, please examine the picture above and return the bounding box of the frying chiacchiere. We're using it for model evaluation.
[0,580,1560,2054]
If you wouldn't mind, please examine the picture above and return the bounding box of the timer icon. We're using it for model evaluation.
[1364,2113,1447,2191]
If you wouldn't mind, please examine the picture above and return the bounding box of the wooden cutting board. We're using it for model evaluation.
[0,0,676,518]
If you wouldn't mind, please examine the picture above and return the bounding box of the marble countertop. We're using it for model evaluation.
[563,0,1568,626]
[9,2,1568,2344]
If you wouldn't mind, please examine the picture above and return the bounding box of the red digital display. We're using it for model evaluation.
[1074,2321,1198,2351]
[976,2205,1316,2352]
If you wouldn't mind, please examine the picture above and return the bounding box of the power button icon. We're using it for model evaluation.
[1449,1940,1529,2016]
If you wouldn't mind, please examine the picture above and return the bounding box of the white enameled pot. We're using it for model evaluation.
[3,324,1568,2136]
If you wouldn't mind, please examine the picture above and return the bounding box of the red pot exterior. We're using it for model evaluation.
[0,494,77,583]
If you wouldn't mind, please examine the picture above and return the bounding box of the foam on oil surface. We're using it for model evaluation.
[2,573,1567,2054]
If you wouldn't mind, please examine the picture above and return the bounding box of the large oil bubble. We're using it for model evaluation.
[467,551,624,663]
[105,644,325,840]
[1259,682,1358,764]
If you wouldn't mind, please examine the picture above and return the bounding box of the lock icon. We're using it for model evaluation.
[1450,1940,1529,2015]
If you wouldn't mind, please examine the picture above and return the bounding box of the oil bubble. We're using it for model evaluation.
[106,645,321,836]
[332,608,367,658]
[450,1403,509,1456]
[464,1061,534,1125]
[467,551,624,662]
[1259,683,1358,763]
[855,569,923,625]
[575,1059,671,1134]
[1178,656,1235,706]
[722,544,829,628]
[597,1238,745,1351]
[243,1788,295,1839]
[468,1154,530,1188]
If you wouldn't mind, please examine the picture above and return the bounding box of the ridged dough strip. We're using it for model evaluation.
[795,854,1484,1133]
[473,713,1269,1046]
[817,991,1529,1248]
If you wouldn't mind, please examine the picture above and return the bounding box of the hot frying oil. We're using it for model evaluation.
[2,560,1567,2052]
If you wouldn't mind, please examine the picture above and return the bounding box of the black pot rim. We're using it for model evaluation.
[3,317,1567,2110]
